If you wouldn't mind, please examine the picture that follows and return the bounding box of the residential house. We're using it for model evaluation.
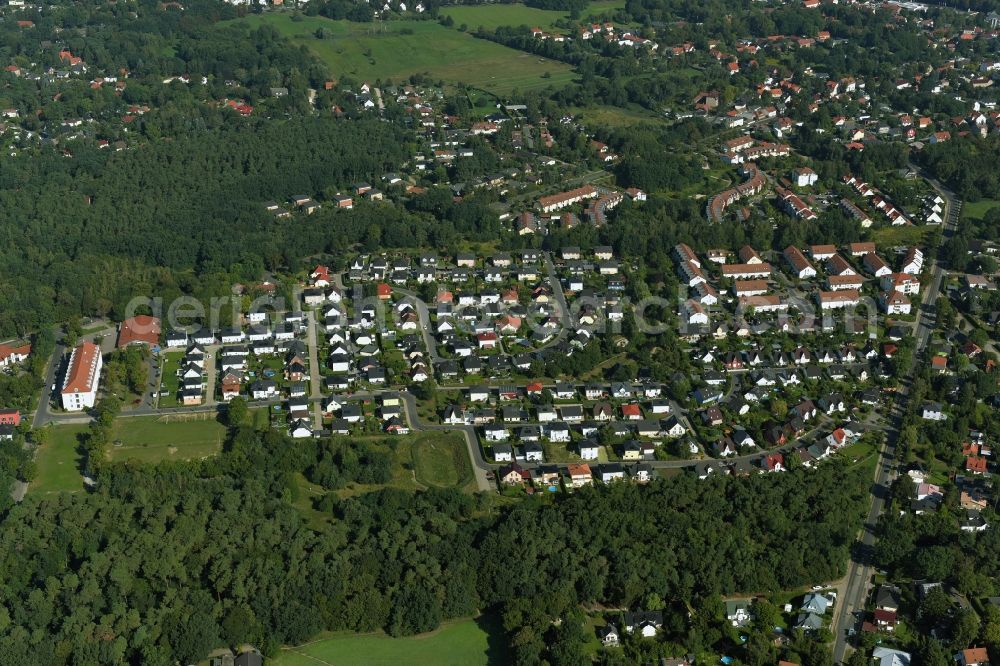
[801,593,831,615]
[784,245,817,279]
[499,462,531,486]
[725,600,751,627]
[566,463,593,488]
[921,403,946,421]
[955,648,990,666]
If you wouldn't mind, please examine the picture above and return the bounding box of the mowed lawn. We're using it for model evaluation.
[272,617,509,666]
[231,15,575,93]
[105,415,226,463]
[441,0,625,32]
[32,424,90,494]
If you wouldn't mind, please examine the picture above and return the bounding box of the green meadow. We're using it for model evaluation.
[440,0,625,32]
[231,14,575,93]
[271,616,509,666]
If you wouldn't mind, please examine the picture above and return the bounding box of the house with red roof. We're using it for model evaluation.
[496,315,522,335]
[957,648,990,666]
[826,428,848,449]
[117,315,161,349]
[61,342,102,411]
[763,453,785,472]
[0,342,31,368]
[966,456,988,474]
[477,332,498,349]
[621,403,642,420]
[873,609,897,632]
[311,265,331,287]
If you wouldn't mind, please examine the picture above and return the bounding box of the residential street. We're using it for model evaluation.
[830,171,959,663]
[305,310,323,429]
[392,284,442,362]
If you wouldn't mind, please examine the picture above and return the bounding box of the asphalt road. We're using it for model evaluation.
[830,169,959,663]
[392,285,442,362]
[305,310,323,429]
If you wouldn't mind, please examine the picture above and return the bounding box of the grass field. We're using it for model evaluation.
[871,224,936,248]
[962,198,1000,220]
[32,424,89,494]
[273,616,509,666]
[570,104,664,127]
[441,0,624,32]
[410,431,475,490]
[105,414,227,463]
[229,14,575,93]
[334,431,476,498]
[34,416,223,493]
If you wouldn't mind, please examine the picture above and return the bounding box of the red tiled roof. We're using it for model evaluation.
[62,342,100,395]
[0,343,31,363]
[961,648,989,665]
[966,456,988,473]
[117,315,161,348]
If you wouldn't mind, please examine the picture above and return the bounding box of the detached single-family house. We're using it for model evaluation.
[801,593,831,615]
[726,600,751,627]
[579,440,600,460]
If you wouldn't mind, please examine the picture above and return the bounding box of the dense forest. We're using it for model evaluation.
[0,409,870,665]
[916,136,1000,203]
[0,116,401,336]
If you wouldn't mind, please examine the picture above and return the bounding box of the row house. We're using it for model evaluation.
[774,186,818,220]
[722,263,772,279]
[862,252,891,277]
[537,185,599,213]
[818,289,861,310]
[739,294,787,312]
[826,274,865,291]
[840,199,873,227]
[733,279,769,297]
[783,245,816,279]
[900,247,923,275]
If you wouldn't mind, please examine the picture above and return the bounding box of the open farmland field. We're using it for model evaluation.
[231,14,575,94]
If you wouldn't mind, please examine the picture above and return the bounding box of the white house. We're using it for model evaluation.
[921,403,946,421]
[685,299,709,325]
[579,441,600,460]
[289,420,313,439]
[492,444,513,462]
[792,167,819,187]
[547,423,571,443]
[881,290,911,315]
